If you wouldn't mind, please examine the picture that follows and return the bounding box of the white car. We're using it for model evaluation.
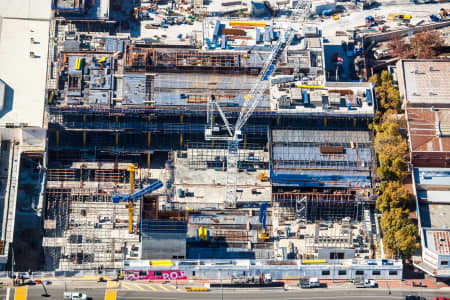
[356,279,377,288]
[64,292,88,300]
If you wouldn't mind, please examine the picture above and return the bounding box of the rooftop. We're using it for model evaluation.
[0,17,50,127]
[0,0,51,20]
[420,203,450,228]
[407,107,450,153]
[414,168,450,187]
[423,228,450,255]
[397,59,450,107]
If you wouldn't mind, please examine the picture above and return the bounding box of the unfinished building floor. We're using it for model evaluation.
[173,156,271,207]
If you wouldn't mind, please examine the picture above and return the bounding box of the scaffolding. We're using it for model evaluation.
[273,192,370,222]
[187,142,267,170]
[43,187,140,271]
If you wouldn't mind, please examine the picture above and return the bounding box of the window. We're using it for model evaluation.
[355,270,364,275]
[321,270,330,275]
[441,261,448,266]
[372,270,381,276]
[338,270,347,275]
[139,271,147,276]
[154,271,162,277]
[389,270,398,275]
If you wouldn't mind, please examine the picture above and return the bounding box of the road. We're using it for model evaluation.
[9,282,450,300]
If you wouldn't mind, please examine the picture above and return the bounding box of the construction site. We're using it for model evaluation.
[0,0,405,276]
[36,0,383,271]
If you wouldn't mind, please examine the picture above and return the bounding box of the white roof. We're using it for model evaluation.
[0,0,51,20]
[0,17,50,127]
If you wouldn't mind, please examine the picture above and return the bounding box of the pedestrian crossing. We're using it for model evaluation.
[120,282,180,292]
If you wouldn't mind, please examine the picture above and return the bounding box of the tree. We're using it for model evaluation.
[387,34,413,59]
[370,71,401,114]
[380,208,409,233]
[387,31,444,59]
[380,208,419,259]
[410,30,444,59]
[394,224,419,259]
[376,181,413,212]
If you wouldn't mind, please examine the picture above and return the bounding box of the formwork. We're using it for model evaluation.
[125,47,241,72]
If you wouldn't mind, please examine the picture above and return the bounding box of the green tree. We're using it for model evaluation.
[380,208,418,258]
[376,181,413,212]
[394,224,419,259]
[370,71,402,114]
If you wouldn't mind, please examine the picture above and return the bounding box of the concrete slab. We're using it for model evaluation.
[173,157,271,204]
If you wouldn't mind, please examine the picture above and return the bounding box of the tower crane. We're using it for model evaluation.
[112,164,163,233]
[205,1,311,208]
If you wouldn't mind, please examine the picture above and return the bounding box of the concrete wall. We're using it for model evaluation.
[318,249,356,260]
[141,232,186,259]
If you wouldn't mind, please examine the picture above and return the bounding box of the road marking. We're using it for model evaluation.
[107,281,119,289]
[133,283,146,291]
[145,284,157,291]
[158,285,170,292]
[39,277,57,281]
[104,289,117,300]
[121,283,134,290]
[14,287,27,300]
[168,285,178,291]
[6,287,10,300]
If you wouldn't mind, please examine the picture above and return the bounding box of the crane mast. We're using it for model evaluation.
[205,0,311,208]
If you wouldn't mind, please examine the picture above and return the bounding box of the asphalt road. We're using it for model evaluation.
[19,285,450,300]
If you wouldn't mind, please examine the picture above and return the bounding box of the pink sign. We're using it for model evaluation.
[125,270,187,281]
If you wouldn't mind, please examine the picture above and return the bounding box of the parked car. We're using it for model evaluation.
[299,277,321,288]
[64,292,88,300]
[355,279,377,288]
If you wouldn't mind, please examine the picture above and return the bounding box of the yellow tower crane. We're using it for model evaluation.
[126,164,138,234]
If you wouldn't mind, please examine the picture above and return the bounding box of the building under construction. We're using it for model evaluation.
[40,15,378,270]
